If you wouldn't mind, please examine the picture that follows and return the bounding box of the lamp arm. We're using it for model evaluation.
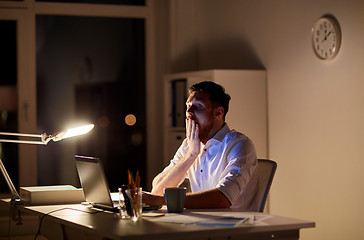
[0,132,43,138]
[0,158,21,201]
[0,139,47,145]
[0,132,48,145]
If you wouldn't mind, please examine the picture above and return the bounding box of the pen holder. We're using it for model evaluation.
[118,187,128,219]
[125,187,142,221]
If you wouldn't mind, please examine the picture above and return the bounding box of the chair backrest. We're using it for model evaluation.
[256,159,277,212]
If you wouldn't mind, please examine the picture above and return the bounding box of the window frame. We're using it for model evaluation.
[0,1,156,187]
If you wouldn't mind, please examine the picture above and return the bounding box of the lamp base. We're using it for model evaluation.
[20,185,85,205]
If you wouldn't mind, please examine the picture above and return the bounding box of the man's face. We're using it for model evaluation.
[186,91,216,143]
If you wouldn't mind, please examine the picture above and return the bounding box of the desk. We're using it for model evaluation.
[19,204,315,240]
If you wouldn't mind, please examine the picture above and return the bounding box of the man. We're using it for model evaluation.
[143,81,258,210]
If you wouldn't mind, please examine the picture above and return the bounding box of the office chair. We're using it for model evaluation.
[256,159,277,212]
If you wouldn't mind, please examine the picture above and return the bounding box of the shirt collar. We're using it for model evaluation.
[203,123,230,148]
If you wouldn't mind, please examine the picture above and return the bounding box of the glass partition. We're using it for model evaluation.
[0,20,18,193]
[36,15,146,191]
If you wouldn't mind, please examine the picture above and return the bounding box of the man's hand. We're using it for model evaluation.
[143,189,231,209]
[142,191,165,206]
[150,118,200,196]
[186,118,200,155]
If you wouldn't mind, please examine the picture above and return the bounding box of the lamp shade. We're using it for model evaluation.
[53,124,94,142]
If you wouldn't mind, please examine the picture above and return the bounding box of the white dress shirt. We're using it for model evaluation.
[163,124,258,210]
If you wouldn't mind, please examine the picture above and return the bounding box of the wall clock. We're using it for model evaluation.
[312,15,342,60]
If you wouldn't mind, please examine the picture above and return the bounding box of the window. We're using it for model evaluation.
[36,15,146,190]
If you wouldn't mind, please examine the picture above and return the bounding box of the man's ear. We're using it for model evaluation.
[215,106,224,119]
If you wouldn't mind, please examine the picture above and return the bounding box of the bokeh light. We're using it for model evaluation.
[125,114,136,126]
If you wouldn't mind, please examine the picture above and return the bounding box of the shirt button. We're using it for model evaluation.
[201,169,203,172]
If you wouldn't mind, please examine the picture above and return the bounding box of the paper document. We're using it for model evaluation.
[146,212,254,226]
[189,216,250,227]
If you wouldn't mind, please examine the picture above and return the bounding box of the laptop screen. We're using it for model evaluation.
[74,155,114,208]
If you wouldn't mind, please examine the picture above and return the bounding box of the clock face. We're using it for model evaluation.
[312,16,341,60]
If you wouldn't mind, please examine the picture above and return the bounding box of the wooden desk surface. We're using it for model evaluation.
[20,204,315,240]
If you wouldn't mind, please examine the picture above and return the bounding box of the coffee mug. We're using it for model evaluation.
[164,187,186,213]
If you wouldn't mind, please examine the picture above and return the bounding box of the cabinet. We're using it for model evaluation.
[163,69,267,166]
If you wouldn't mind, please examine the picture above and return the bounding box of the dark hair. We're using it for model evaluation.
[189,81,231,119]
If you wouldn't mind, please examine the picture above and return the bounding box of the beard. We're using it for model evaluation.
[197,118,214,144]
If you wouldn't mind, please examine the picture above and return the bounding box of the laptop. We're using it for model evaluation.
[74,155,119,212]
[74,155,161,213]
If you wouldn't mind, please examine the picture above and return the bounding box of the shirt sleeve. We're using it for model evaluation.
[161,138,189,172]
[215,137,257,204]
[160,138,190,186]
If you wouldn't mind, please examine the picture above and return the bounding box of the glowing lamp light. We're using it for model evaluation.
[52,124,94,142]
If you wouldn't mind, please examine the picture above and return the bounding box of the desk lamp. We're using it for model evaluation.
[0,124,94,204]
[0,124,94,145]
